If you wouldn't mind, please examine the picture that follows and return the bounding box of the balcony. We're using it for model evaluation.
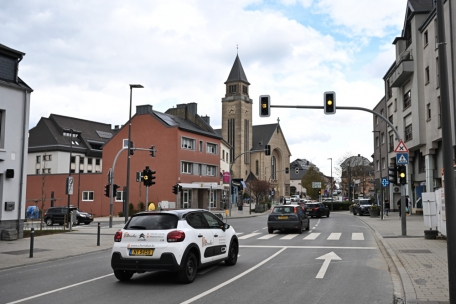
[390,53,414,87]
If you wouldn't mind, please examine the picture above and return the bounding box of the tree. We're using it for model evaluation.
[247,179,270,204]
[301,165,325,199]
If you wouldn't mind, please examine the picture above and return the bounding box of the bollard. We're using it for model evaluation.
[29,228,34,258]
[97,222,100,246]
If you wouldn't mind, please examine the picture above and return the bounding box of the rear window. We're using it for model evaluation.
[125,214,178,230]
[306,204,318,208]
[272,206,296,214]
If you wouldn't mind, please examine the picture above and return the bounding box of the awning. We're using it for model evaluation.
[177,182,223,190]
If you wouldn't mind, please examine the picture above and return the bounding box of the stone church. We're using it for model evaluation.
[216,55,291,199]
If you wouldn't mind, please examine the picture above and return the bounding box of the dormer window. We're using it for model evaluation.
[229,85,237,94]
[243,85,248,95]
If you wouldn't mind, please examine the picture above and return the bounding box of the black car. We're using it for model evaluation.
[267,204,309,234]
[44,206,94,226]
[305,202,330,218]
[353,200,373,216]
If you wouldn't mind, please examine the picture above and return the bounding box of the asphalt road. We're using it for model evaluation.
[1,213,394,304]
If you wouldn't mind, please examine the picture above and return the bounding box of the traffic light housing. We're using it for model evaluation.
[398,165,407,185]
[142,169,149,186]
[388,164,398,185]
[265,145,271,156]
[150,145,155,157]
[259,95,271,117]
[172,185,178,194]
[129,141,134,155]
[179,185,183,192]
[324,91,336,114]
[295,167,299,174]
[285,167,289,174]
[112,184,119,196]
[148,170,156,186]
[104,184,110,197]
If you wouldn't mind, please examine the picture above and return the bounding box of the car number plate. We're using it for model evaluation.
[307,208,312,211]
[130,248,154,256]
[278,216,288,219]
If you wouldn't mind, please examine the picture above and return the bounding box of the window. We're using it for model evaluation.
[394,98,397,112]
[95,159,100,166]
[403,90,411,110]
[271,156,276,180]
[427,103,431,121]
[206,165,216,176]
[255,160,259,176]
[0,110,4,148]
[88,158,93,172]
[36,155,41,163]
[123,139,129,148]
[387,79,392,99]
[198,164,202,176]
[228,119,235,162]
[36,169,40,174]
[381,132,385,144]
[436,57,440,88]
[375,136,379,148]
[425,67,430,84]
[82,191,94,201]
[388,115,393,123]
[70,156,76,174]
[206,143,217,154]
[376,160,380,171]
[404,115,412,141]
[242,85,248,95]
[389,133,394,152]
[79,157,84,172]
[434,19,438,49]
[43,168,51,174]
[181,137,195,150]
[44,154,51,161]
[424,30,428,46]
[222,149,225,161]
[381,157,385,169]
[376,116,378,125]
[199,141,203,152]
[182,162,193,174]
[418,152,426,173]
[116,191,124,202]
[229,85,237,94]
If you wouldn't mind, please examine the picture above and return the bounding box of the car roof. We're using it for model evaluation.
[274,204,300,207]
[132,209,216,220]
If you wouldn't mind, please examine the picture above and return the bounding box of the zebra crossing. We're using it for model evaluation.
[237,231,366,241]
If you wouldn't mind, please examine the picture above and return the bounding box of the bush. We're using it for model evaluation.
[322,201,351,211]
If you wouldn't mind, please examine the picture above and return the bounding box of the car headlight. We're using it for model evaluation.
[79,214,87,217]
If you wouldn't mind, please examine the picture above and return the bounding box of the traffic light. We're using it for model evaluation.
[142,169,149,186]
[285,167,289,174]
[179,185,183,192]
[398,165,407,185]
[112,184,119,197]
[148,170,156,186]
[259,95,271,117]
[265,145,271,156]
[172,184,178,194]
[295,167,299,174]
[324,91,336,114]
[104,184,110,197]
[388,164,398,185]
[129,141,134,155]
[150,145,155,157]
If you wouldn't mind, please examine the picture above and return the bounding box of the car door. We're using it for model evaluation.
[202,212,228,261]
[186,212,214,265]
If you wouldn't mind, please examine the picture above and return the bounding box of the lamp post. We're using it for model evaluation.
[328,158,332,210]
[373,130,384,220]
[125,84,143,223]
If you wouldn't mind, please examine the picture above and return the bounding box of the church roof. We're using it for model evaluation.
[225,54,250,85]
[251,123,279,150]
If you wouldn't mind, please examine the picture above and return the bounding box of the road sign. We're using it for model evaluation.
[396,153,409,165]
[312,182,321,188]
[394,140,409,153]
[381,178,389,187]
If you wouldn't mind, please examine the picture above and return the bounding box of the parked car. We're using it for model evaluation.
[304,202,330,218]
[44,206,94,226]
[267,204,309,234]
[290,195,300,202]
[111,209,238,284]
[353,199,373,216]
[284,198,291,204]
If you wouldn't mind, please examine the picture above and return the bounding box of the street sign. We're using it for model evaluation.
[394,140,409,153]
[381,178,389,187]
[396,153,409,165]
[312,182,321,188]
[66,176,74,195]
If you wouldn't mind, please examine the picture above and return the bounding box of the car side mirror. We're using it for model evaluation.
[220,224,226,232]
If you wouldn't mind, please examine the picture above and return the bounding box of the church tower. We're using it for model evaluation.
[221,55,253,180]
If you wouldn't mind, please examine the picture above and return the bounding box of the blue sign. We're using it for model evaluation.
[381,178,389,187]
[396,153,409,165]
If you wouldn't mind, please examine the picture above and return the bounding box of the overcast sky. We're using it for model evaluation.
[1,0,407,180]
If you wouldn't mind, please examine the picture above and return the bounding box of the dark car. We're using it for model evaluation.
[353,199,373,216]
[267,204,309,234]
[305,202,330,218]
[44,206,94,226]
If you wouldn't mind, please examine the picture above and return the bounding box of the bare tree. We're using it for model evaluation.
[247,179,271,204]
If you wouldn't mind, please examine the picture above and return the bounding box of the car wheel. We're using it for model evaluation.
[317,212,322,218]
[327,211,330,217]
[359,212,363,216]
[45,218,53,226]
[268,228,274,234]
[225,242,238,266]
[297,222,303,234]
[177,252,198,284]
[114,270,133,281]
[305,220,310,231]
[84,222,90,225]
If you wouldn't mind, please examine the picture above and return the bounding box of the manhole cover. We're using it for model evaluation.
[399,249,432,254]
[1,248,50,255]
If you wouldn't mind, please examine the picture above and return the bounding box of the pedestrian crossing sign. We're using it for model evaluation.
[396,153,409,165]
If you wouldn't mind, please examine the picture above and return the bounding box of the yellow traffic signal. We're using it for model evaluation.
[259,95,271,117]
[324,91,336,114]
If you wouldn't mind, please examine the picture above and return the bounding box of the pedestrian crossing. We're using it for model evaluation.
[237,232,366,241]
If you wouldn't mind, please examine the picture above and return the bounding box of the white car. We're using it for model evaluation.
[111,209,239,284]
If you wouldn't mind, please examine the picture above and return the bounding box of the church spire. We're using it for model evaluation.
[225,54,250,85]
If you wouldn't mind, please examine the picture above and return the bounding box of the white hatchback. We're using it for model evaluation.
[111,209,238,284]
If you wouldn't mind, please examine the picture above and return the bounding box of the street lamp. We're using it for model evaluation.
[125,84,144,223]
[373,130,384,220]
[328,158,332,210]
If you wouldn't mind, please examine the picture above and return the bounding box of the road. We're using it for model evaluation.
[1,213,394,304]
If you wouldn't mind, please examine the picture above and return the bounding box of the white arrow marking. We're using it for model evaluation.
[315,251,342,279]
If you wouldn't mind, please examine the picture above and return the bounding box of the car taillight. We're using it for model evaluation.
[294,207,297,213]
[114,231,122,242]
[314,207,319,211]
[167,230,185,242]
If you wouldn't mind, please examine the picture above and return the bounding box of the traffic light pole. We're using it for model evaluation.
[108,147,127,228]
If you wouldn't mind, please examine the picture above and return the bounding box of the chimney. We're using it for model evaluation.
[201,115,210,125]
[186,103,197,116]
[136,104,153,115]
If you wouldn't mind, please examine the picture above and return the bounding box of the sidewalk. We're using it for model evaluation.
[355,211,449,304]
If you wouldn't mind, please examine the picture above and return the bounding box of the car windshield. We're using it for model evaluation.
[125,214,178,230]
[272,206,295,214]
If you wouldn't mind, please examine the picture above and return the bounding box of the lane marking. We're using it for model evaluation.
[238,233,262,239]
[304,233,320,240]
[258,234,276,240]
[6,274,113,304]
[180,247,287,304]
[280,234,299,240]
[316,251,342,279]
[352,233,364,240]
[327,233,341,240]
[240,245,376,250]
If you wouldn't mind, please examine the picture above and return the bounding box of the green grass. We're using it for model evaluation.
[23,229,75,238]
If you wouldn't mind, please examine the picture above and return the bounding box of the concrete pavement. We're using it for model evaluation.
[0,207,450,304]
